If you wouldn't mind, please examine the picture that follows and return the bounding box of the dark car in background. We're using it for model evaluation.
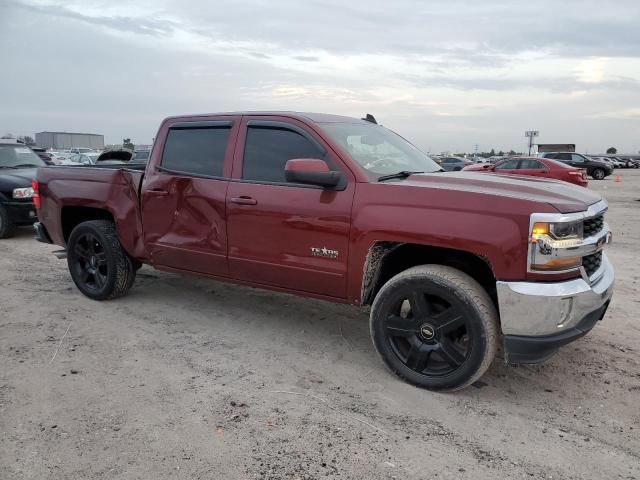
[463,156,588,187]
[133,149,151,163]
[538,152,613,180]
[30,147,55,166]
[439,156,473,171]
[0,140,44,238]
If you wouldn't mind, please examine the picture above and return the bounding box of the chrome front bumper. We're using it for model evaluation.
[496,253,614,337]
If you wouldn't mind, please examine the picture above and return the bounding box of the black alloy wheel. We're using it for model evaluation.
[66,220,136,300]
[70,232,109,292]
[384,287,471,377]
[370,265,498,391]
[591,168,605,180]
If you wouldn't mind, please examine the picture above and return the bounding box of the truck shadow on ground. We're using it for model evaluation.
[119,266,604,400]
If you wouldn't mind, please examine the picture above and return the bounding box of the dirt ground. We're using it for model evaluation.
[1,169,639,480]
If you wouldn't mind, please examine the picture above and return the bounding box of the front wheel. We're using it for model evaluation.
[591,168,606,180]
[370,265,499,391]
[66,220,136,300]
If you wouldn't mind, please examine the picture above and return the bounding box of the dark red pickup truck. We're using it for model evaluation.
[33,112,614,391]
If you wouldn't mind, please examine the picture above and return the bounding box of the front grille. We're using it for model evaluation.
[584,214,604,237]
[582,251,603,277]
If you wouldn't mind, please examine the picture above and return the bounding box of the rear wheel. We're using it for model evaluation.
[0,205,15,239]
[66,220,136,300]
[370,265,499,391]
[591,168,605,180]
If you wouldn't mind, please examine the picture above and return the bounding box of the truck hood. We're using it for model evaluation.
[398,171,601,213]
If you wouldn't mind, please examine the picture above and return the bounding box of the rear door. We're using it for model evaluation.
[140,116,240,276]
[225,116,355,299]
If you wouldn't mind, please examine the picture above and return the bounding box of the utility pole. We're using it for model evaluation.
[525,130,539,155]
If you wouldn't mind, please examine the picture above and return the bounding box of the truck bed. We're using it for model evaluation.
[36,164,147,258]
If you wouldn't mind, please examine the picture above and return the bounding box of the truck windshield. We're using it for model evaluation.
[319,122,441,178]
[0,145,46,168]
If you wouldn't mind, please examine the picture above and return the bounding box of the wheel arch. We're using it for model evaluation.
[361,241,497,309]
[61,206,115,243]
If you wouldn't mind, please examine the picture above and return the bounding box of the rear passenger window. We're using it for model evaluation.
[520,159,544,169]
[243,126,325,183]
[161,127,230,177]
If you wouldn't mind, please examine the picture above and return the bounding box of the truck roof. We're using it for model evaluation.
[163,111,369,124]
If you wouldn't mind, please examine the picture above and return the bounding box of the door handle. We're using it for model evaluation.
[230,196,257,205]
[147,189,169,196]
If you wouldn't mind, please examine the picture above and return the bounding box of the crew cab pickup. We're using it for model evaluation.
[33,112,614,391]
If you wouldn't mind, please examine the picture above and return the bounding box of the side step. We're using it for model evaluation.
[53,250,67,259]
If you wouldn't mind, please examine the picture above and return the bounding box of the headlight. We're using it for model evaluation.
[531,220,583,242]
[13,187,34,199]
[530,220,584,271]
[550,220,583,240]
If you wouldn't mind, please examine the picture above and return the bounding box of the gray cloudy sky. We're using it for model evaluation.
[1,0,639,153]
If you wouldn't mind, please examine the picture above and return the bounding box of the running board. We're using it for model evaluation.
[53,250,67,259]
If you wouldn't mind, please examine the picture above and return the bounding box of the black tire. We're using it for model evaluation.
[370,265,499,391]
[453,166,462,171]
[66,220,136,300]
[0,205,15,239]
[591,168,605,180]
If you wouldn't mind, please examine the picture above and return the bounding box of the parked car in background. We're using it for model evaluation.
[0,139,44,238]
[616,156,640,168]
[463,157,588,187]
[68,153,99,165]
[439,156,473,171]
[30,147,55,165]
[590,156,620,169]
[132,149,151,163]
[538,152,613,180]
[69,148,96,154]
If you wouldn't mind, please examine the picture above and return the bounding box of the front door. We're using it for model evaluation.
[493,158,521,174]
[140,117,239,276]
[226,117,354,299]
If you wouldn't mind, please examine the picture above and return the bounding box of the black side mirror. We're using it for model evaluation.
[285,159,344,188]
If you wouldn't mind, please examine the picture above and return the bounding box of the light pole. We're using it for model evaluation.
[525,130,539,155]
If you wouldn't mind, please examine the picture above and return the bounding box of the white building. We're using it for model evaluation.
[35,131,104,150]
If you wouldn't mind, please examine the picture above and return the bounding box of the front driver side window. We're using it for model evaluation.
[243,126,326,183]
[571,154,585,163]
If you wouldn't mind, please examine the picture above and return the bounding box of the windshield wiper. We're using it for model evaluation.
[377,170,424,182]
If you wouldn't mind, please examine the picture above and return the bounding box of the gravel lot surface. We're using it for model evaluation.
[1,169,639,479]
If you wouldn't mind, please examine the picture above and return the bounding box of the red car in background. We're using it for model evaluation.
[463,156,588,187]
